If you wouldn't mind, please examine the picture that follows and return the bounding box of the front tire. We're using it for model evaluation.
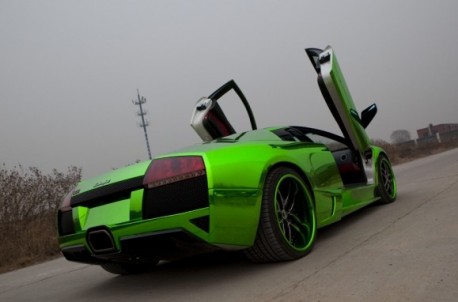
[377,154,397,204]
[245,167,317,263]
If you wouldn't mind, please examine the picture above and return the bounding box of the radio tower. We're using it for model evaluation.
[132,90,152,160]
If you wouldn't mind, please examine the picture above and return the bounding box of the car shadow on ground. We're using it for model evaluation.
[79,202,389,299]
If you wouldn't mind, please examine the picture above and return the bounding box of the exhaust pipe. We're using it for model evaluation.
[87,228,116,254]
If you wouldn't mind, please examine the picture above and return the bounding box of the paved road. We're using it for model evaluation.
[1,149,457,302]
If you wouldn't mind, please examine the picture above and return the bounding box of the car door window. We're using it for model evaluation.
[306,133,348,151]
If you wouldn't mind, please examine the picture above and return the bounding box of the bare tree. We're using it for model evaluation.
[390,129,411,144]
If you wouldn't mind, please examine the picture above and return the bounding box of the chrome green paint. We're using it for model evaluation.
[70,189,143,232]
[112,207,211,242]
[308,151,343,187]
[73,206,88,232]
[323,47,371,153]
[209,188,261,246]
[74,160,150,195]
[341,185,379,216]
[82,199,130,230]
[129,189,144,221]
[59,128,396,256]
[196,137,341,245]
[314,188,343,227]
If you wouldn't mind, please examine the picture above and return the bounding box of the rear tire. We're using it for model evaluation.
[245,167,317,263]
[377,154,397,204]
[100,261,158,275]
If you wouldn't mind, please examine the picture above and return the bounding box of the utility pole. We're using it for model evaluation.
[132,90,152,160]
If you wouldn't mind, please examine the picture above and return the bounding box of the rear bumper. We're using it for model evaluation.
[58,185,262,264]
[58,207,215,264]
[61,228,218,265]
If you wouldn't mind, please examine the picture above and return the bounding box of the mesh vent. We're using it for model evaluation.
[143,175,208,219]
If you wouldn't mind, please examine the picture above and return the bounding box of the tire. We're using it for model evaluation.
[100,260,158,275]
[376,154,397,204]
[245,167,317,263]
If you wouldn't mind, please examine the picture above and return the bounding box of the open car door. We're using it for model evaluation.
[306,46,377,157]
[190,80,257,142]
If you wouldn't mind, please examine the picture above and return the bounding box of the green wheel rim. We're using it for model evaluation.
[274,174,314,251]
[380,158,396,199]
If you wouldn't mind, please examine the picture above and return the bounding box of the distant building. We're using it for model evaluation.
[417,123,458,142]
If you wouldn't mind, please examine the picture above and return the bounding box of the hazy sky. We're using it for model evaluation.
[1,0,457,178]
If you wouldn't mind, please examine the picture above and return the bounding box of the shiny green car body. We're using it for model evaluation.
[57,46,397,274]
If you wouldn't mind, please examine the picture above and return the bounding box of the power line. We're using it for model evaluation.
[132,90,152,160]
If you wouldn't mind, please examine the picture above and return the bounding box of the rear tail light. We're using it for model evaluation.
[143,156,206,188]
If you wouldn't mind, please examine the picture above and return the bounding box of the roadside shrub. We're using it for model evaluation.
[373,139,458,165]
[0,165,81,273]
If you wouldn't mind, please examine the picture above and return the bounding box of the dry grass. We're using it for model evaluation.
[0,165,81,274]
[373,139,458,165]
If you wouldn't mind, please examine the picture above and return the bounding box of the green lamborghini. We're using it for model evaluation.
[57,46,397,274]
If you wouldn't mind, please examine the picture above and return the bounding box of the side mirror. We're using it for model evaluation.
[360,103,377,128]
